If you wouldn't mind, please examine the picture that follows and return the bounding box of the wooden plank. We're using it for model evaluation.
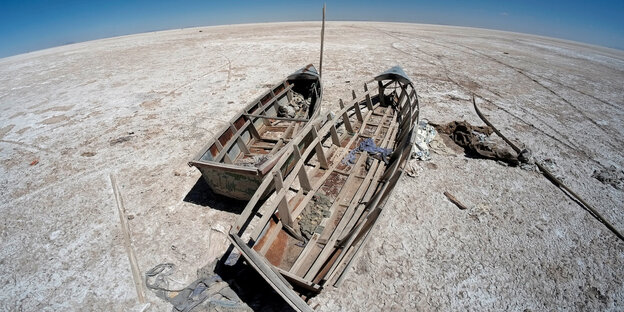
[244,114,310,122]
[335,114,395,241]
[341,108,354,134]
[287,108,376,224]
[268,138,285,155]
[110,174,146,304]
[365,93,374,111]
[378,80,385,106]
[307,108,398,282]
[215,121,255,163]
[237,137,251,154]
[336,125,407,248]
[294,146,312,192]
[353,102,363,122]
[311,127,329,169]
[301,153,373,280]
[229,234,313,312]
[246,118,263,140]
[324,123,399,282]
[292,152,369,277]
[329,124,341,146]
[286,88,293,102]
[277,268,321,293]
[273,171,293,227]
[259,84,293,110]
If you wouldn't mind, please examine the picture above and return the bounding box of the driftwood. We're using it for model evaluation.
[472,96,623,242]
[443,191,469,210]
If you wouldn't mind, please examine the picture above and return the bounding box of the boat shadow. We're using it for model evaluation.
[183,177,247,214]
[214,246,296,312]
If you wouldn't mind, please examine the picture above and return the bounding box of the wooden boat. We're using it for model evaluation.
[189,64,322,200]
[228,67,419,311]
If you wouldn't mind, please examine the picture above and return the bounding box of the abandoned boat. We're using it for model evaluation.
[228,67,419,311]
[188,64,322,200]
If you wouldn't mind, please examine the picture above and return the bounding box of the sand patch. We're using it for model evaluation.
[40,115,70,125]
[0,124,15,139]
[35,105,75,114]
[16,127,31,135]
[140,98,162,109]
[10,112,26,119]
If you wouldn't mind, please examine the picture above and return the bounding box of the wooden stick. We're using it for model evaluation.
[443,191,468,210]
[243,113,309,122]
[473,95,624,242]
[319,4,326,79]
[110,173,146,304]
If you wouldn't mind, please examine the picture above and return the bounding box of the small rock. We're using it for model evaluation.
[592,165,624,190]
[518,148,533,164]
[109,135,133,146]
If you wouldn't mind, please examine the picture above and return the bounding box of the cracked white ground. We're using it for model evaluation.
[0,22,623,311]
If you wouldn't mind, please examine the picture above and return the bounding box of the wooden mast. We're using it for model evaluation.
[319,4,326,79]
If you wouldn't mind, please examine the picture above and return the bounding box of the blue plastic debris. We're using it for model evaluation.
[342,138,393,165]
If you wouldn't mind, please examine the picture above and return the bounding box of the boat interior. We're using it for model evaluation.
[196,75,320,168]
[230,77,418,298]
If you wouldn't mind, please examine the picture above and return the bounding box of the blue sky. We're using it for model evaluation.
[0,0,622,58]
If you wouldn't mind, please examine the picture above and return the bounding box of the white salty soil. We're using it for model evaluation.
[0,22,623,311]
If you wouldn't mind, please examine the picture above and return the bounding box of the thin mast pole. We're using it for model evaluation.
[319,3,326,79]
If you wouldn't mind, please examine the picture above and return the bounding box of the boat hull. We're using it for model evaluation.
[189,64,322,201]
[228,66,419,311]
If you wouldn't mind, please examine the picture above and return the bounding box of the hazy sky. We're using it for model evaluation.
[1,0,623,58]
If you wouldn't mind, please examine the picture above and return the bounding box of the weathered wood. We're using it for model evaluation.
[353,102,364,122]
[228,67,419,311]
[311,127,329,169]
[189,65,321,201]
[303,106,397,281]
[329,124,341,146]
[319,4,325,79]
[110,174,146,304]
[444,191,468,210]
[294,146,313,192]
[229,234,313,312]
[277,268,321,293]
[246,118,263,140]
[244,114,310,122]
[273,171,294,227]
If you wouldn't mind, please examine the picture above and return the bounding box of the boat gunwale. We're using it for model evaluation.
[188,64,323,171]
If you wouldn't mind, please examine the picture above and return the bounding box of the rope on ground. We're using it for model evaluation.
[145,262,250,312]
[472,95,624,242]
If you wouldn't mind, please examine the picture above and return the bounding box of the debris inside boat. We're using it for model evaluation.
[188,64,322,200]
[227,66,419,312]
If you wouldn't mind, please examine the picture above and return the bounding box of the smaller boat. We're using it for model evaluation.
[189,65,322,200]
[228,67,419,311]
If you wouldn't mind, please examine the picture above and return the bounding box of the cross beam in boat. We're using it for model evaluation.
[243,113,310,122]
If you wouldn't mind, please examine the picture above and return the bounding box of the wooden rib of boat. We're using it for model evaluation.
[188,64,322,200]
[228,67,419,311]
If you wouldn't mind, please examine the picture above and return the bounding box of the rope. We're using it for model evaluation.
[473,96,623,242]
